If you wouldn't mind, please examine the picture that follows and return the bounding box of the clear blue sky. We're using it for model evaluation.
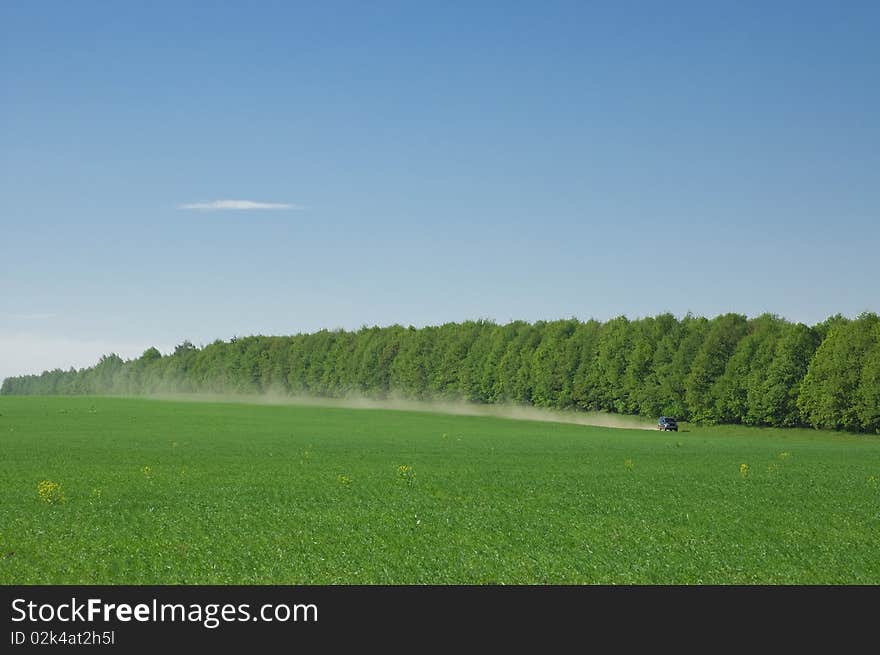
[2,1,878,381]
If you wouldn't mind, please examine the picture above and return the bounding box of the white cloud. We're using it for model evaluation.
[3,313,56,320]
[177,200,302,211]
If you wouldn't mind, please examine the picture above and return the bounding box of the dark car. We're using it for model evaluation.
[658,416,678,431]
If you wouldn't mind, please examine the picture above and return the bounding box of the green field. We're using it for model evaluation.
[1,396,878,584]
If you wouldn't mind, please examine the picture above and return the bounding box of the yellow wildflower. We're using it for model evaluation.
[397,465,416,485]
[37,480,64,504]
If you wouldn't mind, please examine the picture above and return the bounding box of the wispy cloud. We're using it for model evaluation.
[4,313,56,320]
[177,200,302,211]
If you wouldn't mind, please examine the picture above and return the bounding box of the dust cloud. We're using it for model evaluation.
[145,391,657,430]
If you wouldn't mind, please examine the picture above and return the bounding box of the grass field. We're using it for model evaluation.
[1,396,878,584]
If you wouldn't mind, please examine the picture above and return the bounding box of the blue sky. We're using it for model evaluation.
[2,1,878,381]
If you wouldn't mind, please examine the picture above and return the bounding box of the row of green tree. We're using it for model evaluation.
[3,313,879,432]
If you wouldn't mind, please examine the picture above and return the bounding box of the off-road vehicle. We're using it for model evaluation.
[658,416,678,431]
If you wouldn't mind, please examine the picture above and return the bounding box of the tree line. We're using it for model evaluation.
[3,313,879,433]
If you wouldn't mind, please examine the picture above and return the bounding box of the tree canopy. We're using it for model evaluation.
[3,313,878,433]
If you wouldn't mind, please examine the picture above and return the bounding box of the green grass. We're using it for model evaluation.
[1,396,879,584]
